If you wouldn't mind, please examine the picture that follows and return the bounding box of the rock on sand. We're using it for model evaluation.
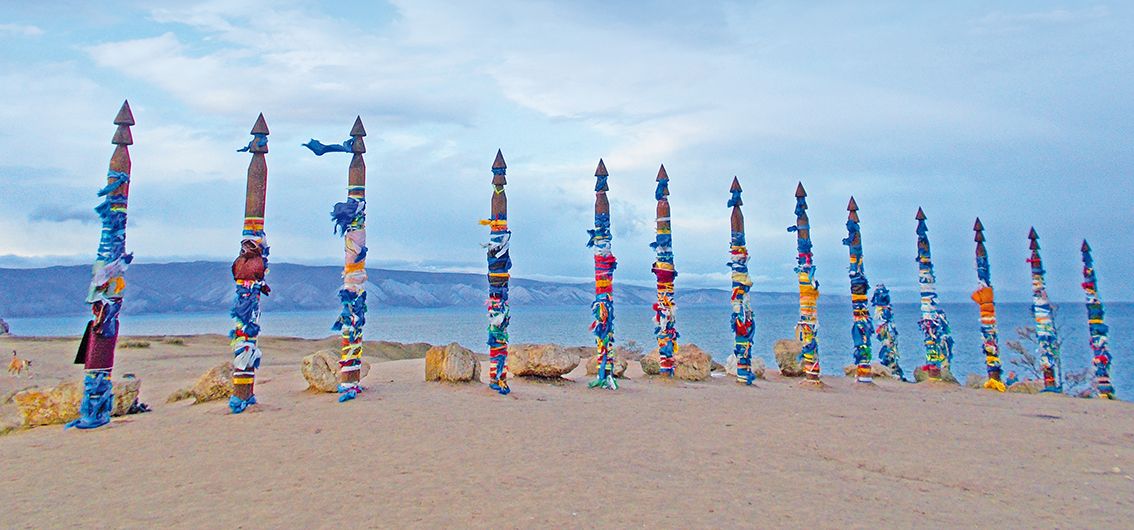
[1,377,141,432]
[640,343,712,381]
[301,350,372,392]
[842,362,894,379]
[774,339,805,377]
[585,354,629,378]
[167,362,235,404]
[425,343,481,383]
[508,344,579,378]
[913,365,959,385]
[724,353,767,380]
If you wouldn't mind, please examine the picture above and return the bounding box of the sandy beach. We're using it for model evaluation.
[1,334,1132,528]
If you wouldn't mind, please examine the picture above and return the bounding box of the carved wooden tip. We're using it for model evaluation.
[1082,239,1091,253]
[847,196,858,212]
[973,217,984,232]
[795,182,806,198]
[656,164,668,182]
[1028,227,1039,240]
[975,231,985,243]
[113,100,135,126]
[595,159,608,177]
[915,207,926,221]
[251,113,269,135]
[350,116,366,137]
[730,176,742,192]
[493,149,507,170]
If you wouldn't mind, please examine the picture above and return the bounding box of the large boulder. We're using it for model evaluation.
[167,362,235,404]
[425,343,481,383]
[724,354,767,380]
[508,344,580,378]
[3,377,141,430]
[585,354,629,378]
[640,344,712,381]
[774,339,805,377]
[301,350,372,393]
[842,362,894,379]
[913,365,959,384]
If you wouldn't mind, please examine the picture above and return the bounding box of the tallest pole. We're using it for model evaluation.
[652,164,679,376]
[68,100,135,429]
[229,114,270,414]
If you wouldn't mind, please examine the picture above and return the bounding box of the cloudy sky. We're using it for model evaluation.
[1,1,1131,302]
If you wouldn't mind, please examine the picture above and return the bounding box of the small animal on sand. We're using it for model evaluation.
[8,350,31,376]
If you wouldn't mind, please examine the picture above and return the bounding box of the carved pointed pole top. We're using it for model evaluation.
[847,196,859,223]
[350,116,366,154]
[915,207,926,221]
[795,181,807,198]
[1028,227,1040,250]
[1082,239,1091,253]
[730,176,742,193]
[112,100,134,145]
[492,149,507,186]
[595,159,608,177]
[656,164,669,182]
[974,217,985,242]
[251,113,269,135]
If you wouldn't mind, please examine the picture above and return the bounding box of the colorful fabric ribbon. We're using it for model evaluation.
[870,285,904,380]
[1081,241,1114,399]
[1028,229,1061,392]
[728,179,755,385]
[588,212,618,389]
[972,219,1004,391]
[484,161,512,395]
[915,209,954,380]
[788,184,821,381]
[843,200,873,383]
[652,170,679,376]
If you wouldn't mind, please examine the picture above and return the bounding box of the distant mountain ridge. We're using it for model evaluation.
[0,261,827,318]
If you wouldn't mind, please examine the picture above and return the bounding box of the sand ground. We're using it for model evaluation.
[1,334,1132,528]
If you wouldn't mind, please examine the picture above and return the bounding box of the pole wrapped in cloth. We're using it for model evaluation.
[728,177,756,385]
[652,165,679,376]
[915,208,954,381]
[870,284,904,380]
[588,159,618,390]
[483,150,512,395]
[229,114,271,414]
[67,100,135,430]
[788,183,821,382]
[304,117,369,402]
[1081,240,1114,399]
[971,218,1004,391]
[843,197,873,383]
[1028,228,1062,392]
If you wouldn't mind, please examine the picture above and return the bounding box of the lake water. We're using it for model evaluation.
[6,301,1130,396]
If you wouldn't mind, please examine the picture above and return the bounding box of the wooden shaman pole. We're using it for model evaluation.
[844,197,874,383]
[303,117,369,402]
[915,208,955,381]
[485,150,512,395]
[229,114,271,413]
[652,165,679,376]
[68,100,135,429]
[1081,240,1115,399]
[1028,228,1062,392]
[588,159,618,390]
[789,183,821,383]
[728,177,756,385]
[971,218,1005,392]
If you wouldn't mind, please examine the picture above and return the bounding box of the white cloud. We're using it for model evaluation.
[0,23,43,37]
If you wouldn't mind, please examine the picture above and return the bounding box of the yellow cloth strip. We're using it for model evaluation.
[233,377,254,385]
